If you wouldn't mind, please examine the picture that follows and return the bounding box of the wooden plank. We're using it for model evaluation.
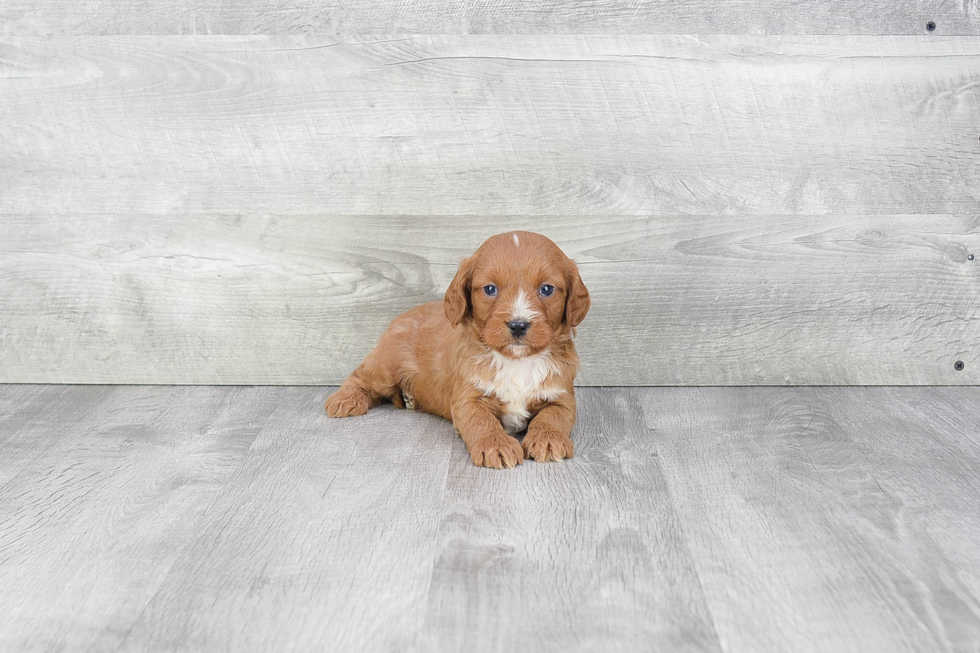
[2,385,979,650]
[641,386,980,652]
[0,384,63,436]
[1,213,977,385]
[121,387,456,651]
[0,385,287,652]
[1,0,978,35]
[0,385,114,486]
[819,386,980,653]
[419,387,722,652]
[1,36,979,216]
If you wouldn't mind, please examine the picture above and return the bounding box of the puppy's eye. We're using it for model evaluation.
[539,284,555,297]
[483,284,498,297]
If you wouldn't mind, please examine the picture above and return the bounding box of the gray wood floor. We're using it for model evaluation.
[1,385,979,652]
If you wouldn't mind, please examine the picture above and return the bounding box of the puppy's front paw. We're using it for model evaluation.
[469,435,524,469]
[522,430,574,462]
[325,386,370,418]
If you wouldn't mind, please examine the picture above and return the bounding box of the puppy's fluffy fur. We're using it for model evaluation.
[325,231,590,469]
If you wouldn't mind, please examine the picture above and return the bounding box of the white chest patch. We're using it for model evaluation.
[471,350,566,434]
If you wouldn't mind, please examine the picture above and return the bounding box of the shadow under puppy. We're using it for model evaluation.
[325,231,590,469]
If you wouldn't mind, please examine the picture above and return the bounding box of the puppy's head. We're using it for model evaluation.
[444,231,590,358]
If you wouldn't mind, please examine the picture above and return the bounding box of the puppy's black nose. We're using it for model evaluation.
[507,319,530,338]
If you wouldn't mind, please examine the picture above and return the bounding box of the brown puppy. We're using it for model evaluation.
[325,231,590,469]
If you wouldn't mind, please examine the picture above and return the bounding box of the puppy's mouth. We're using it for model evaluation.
[504,343,530,358]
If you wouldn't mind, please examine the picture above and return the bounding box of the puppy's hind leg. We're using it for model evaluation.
[324,349,401,418]
[324,377,374,418]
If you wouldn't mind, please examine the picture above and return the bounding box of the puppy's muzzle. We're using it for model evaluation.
[507,319,530,338]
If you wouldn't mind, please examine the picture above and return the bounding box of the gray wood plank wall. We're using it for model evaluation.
[1,16,979,385]
[2,1,979,35]
[1,213,977,385]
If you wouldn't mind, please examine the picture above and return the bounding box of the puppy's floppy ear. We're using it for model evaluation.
[564,259,591,328]
[444,255,475,327]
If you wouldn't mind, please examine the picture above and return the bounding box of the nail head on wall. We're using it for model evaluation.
[926,21,937,31]
[954,361,965,371]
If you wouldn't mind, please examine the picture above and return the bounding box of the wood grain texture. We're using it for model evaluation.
[821,387,980,653]
[121,387,456,651]
[1,213,977,385]
[0,385,65,443]
[419,387,721,652]
[642,386,980,652]
[1,36,979,216]
[3,385,980,651]
[0,385,285,652]
[0,385,113,487]
[1,0,979,35]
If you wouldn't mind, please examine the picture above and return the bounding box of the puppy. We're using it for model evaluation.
[325,231,590,469]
